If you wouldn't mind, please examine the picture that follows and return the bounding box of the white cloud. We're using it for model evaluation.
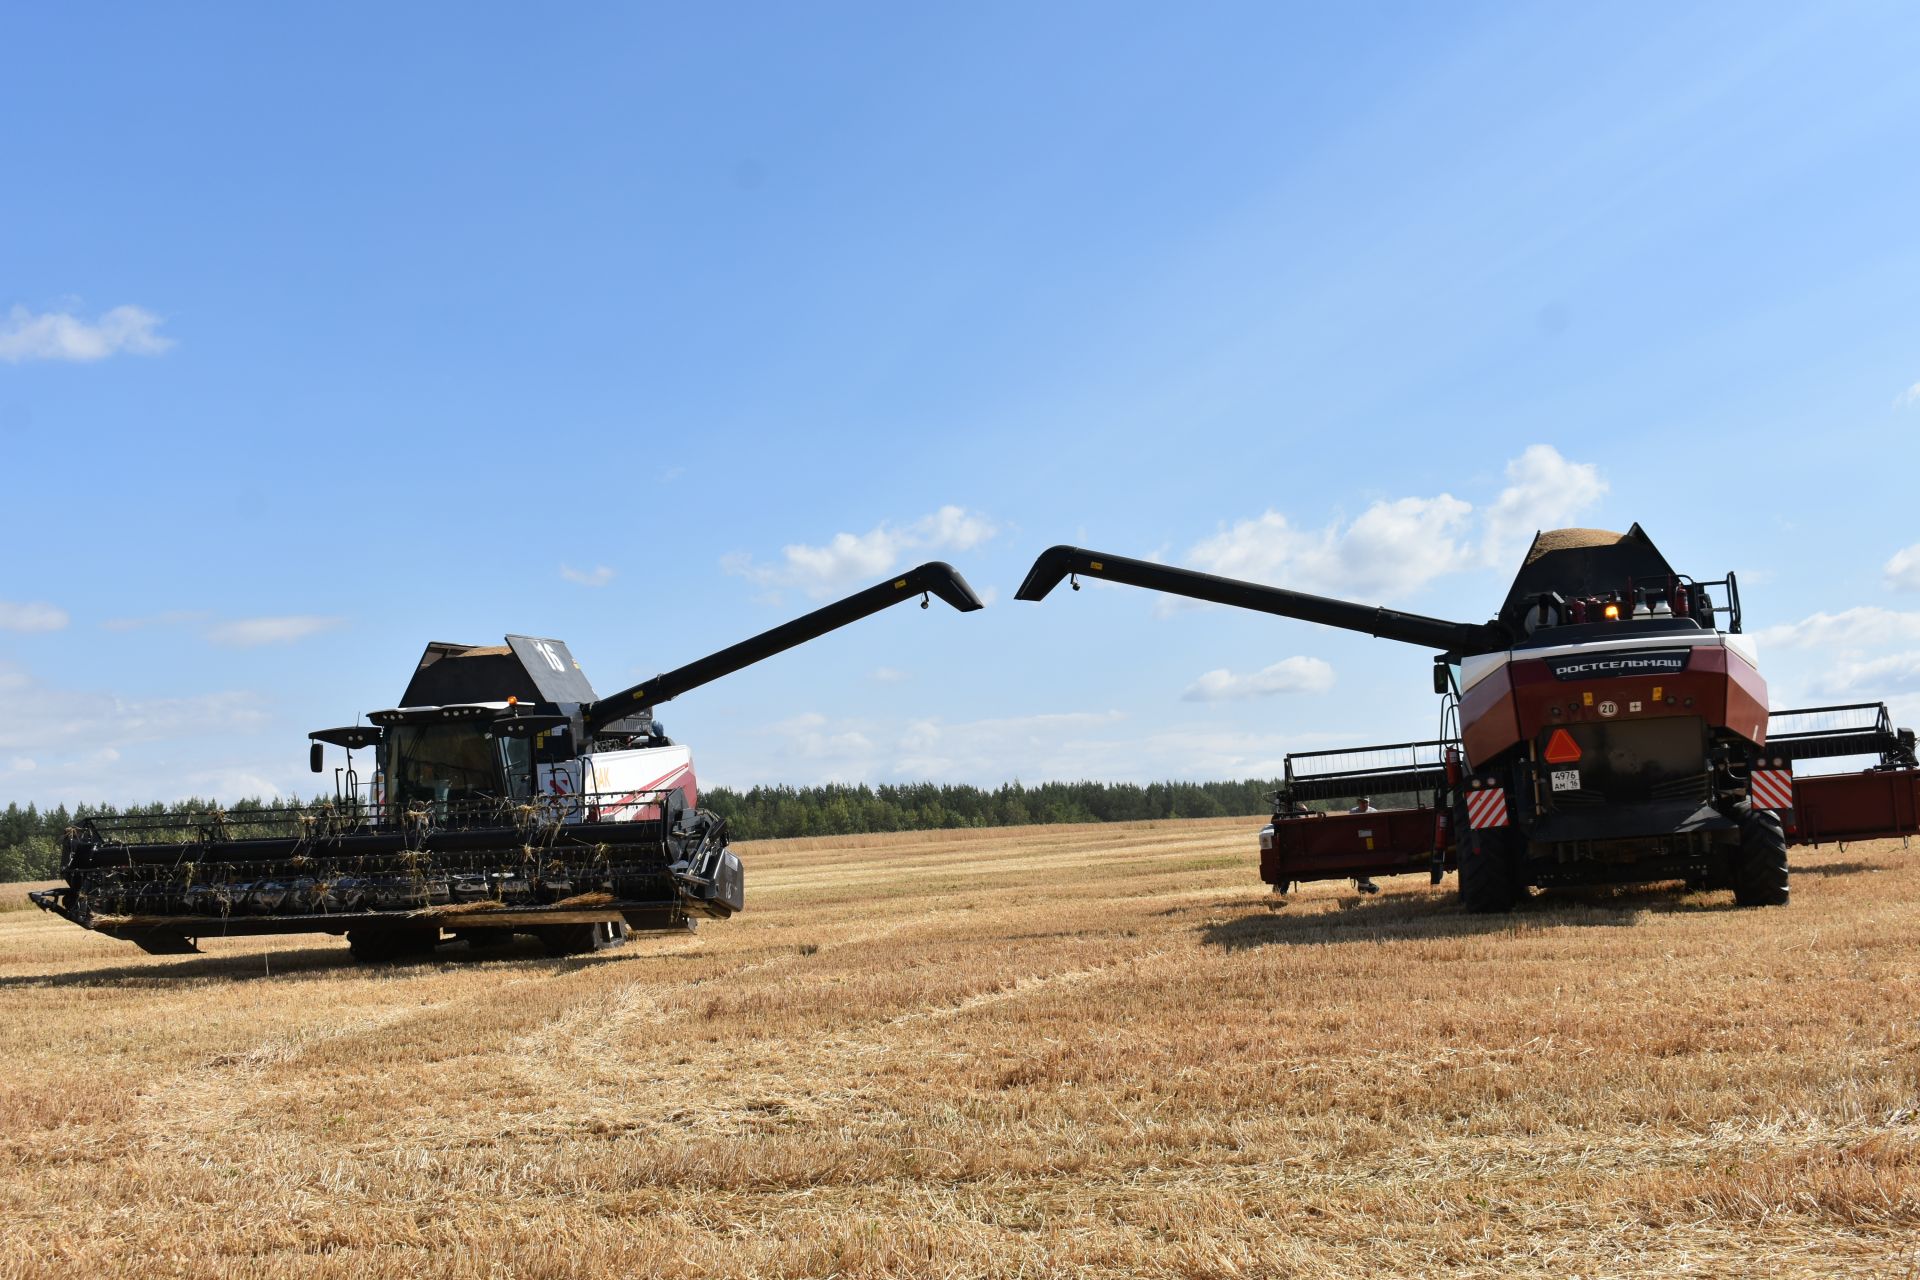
[1894,381,1920,409]
[1813,651,1920,696]
[175,766,300,801]
[0,600,69,632]
[890,710,1132,778]
[1187,496,1473,599]
[870,666,910,684]
[1182,443,1605,602]
[914,505,997,551]
[1182,656,1335,702]
[0,662,270,752]
[0,304,174,363]
[1479,445,1609,568]
[1885,544,1920,591]
[725,505,998,597]
[205,615,342,647]
[0,664,304,807]
[761,711,877,767]
[1179,445,1606,605]
[561,564,616,588]
[1754,607,1920,651]
[1759,605,1920,720]
[713,707,1356,788]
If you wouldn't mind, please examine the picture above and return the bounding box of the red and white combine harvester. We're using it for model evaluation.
[33,563,983,958]
[1018,527,1917,911]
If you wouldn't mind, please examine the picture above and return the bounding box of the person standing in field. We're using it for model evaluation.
[1349,796,1381,895]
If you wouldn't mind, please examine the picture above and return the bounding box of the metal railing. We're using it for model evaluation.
[1280,738,1457,806]
[1767,702,1915,768]
[69,789,685,850]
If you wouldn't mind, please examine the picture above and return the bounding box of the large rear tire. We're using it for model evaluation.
[1460,822,1521,914]
[1733,803,1790,907]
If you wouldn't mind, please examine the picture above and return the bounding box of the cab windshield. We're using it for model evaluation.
[386,724,507,814]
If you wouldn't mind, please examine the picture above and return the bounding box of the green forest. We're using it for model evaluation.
[0,778,1287,881]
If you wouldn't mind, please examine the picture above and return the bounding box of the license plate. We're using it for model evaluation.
[1551,768,1581,792]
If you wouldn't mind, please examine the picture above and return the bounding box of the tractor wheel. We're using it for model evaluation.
[1733,803,1790,907]
[347,926,440,963]
[1459,823,1521,914]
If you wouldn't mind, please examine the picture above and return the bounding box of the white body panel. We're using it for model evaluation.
[580,744,697,822]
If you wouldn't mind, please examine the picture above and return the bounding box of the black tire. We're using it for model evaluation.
[538,923,604,957]
[539,920,630,957]
[1459,822,1521,914]
[1733,803,1790,907]
[347,926,440,963]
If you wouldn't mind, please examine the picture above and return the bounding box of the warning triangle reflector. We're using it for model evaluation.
[1543,728,1582,764]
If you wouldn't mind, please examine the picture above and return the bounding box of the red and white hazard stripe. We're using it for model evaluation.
[1750,768,1794,811]
[1466,787,1510,829]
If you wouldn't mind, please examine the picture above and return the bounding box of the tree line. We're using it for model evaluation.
[0,779,1292,880]
[699,779,1288,839]
[0,797,305,881]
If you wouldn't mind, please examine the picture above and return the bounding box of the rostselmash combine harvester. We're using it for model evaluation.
[1018,527,1919,912]
[31,563,982,959]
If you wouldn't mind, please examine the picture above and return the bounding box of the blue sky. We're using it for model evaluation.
[4,2,1919,806]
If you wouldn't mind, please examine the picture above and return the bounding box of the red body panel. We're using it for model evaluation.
[1260,807,1449,886]
[1784,771,1920,845]
[1461,644,1770,767]
[1459,667,1518,766]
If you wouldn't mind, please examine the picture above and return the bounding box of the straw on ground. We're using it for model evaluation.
[0,818,1915,1278]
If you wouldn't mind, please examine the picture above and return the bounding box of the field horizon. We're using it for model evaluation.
[2,816,1916,1278]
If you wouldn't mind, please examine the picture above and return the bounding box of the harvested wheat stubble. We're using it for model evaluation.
[1,816,1916,1280]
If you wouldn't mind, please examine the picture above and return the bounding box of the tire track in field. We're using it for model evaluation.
[124,995,458,1163]
[881,945,1179,1027]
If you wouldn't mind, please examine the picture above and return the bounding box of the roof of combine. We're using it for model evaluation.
[1498,523,1679,635]
[398,636,599,709]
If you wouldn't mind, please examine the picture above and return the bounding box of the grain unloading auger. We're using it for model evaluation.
[1018,529,1920,912]
[32,563,983,959]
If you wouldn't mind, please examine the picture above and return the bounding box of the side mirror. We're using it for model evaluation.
[309,742,324,773]
[1432,664,1450,696]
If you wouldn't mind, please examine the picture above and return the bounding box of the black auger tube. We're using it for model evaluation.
[583,561,984,734]
[1015,545,1505,658]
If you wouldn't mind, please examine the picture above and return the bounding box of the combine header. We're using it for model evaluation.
[1018,528,1919,911]
[33,563,983,958]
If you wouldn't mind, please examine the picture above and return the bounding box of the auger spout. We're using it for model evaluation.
[583,561,984,734]
[1015,545,1505,658]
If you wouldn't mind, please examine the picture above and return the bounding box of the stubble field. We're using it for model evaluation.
[1,816,1916,1279]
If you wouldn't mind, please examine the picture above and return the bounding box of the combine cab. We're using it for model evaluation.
[32,563,983,958]
[1018,527,1918,911]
